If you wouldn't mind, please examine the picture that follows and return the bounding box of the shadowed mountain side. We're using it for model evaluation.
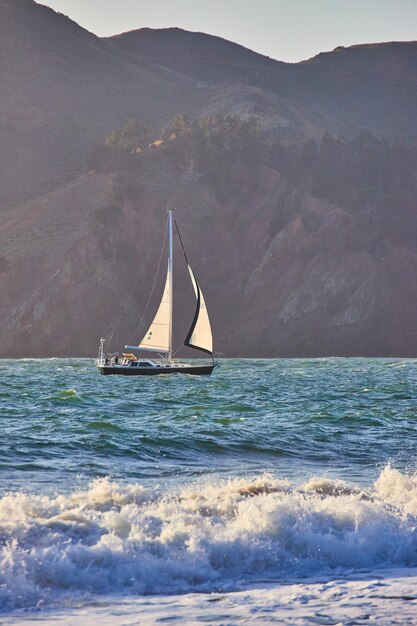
[0,0,209,206]
[107,29,417,142]
[105,27,284,79]
[302,41,417,84]
[2,2,417,357]
[1,127,416,358]
[2,1,417,208]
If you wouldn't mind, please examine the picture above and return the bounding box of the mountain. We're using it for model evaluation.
[0,0,208,206]
[107,29,417,141]
[0,0,416,357]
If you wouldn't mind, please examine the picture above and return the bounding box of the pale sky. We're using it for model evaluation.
[40,0,417,62]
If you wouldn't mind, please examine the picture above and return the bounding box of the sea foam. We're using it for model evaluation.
[1,466,417,611]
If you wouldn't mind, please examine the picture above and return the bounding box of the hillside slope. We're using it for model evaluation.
[108,29,417,141]
[2,1,417,207]
[1,124,416,357]
[1,1,417,357]
[0,0,208,205]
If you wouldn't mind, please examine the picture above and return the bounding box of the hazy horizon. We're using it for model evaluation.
[38,0,417,63]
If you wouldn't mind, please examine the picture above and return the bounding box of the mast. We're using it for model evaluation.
[168,209,173,361]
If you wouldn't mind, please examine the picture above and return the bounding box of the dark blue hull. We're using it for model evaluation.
[99,364,216,376]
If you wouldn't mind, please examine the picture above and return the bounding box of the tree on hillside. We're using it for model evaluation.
[105,119,153,152]
[162,114,191,142]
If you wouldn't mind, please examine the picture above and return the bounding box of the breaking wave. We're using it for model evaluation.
[1,465,417,610]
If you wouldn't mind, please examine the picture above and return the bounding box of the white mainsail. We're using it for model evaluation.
[185,264,213,355]
[138,265,171,353]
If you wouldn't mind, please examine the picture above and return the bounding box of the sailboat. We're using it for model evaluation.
[96,210,217,376]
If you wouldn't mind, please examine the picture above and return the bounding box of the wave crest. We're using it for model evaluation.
[1,466,417,610]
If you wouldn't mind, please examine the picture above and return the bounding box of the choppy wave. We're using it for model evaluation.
[1,465,417,611]
[1,358,416,493]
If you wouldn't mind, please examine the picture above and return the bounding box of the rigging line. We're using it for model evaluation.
[129,220,168,345]
[107,220,164,350]
[175,217,213,362]
[174,217,190,266]
[175,215,204,287]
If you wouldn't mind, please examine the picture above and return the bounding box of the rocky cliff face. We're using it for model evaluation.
[0,0,416,357]
[1,125,416,357]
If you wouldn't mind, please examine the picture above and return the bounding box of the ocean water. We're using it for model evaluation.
[0,358,417,625]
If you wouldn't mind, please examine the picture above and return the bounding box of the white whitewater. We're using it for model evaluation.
[2,465,417,619]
